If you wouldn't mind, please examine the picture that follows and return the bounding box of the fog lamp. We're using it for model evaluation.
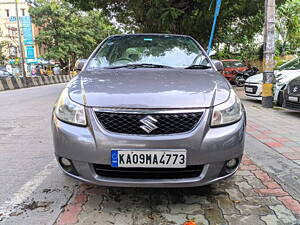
[226,159,237,168]
[61,157,72,167]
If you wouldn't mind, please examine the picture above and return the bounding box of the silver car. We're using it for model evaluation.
[52,34,246,187]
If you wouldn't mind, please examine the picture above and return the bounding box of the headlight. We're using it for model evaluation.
[211,89,243,127]
[55,88,86,126]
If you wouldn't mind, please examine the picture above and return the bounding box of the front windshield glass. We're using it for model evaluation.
[86,35,211,69]
[278,57,300,70]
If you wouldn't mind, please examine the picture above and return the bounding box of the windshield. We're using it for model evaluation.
[86,35,211,69]
[222,61,246,68]
[278,57,300,71]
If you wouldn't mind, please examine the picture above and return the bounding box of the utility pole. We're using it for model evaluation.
[262,0,276,108]
[15,0,27,86]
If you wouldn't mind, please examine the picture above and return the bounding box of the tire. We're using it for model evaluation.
[277,91,284,107]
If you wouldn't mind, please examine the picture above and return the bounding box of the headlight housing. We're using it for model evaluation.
[55,88,86,126]
[211,89,243,127]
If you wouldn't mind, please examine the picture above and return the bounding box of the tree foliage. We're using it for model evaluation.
[29,0,119,68]
[276,0,300,55]
[0,29,8,65]
[66,0,286,50]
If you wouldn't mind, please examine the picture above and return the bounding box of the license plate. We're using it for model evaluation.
[111,150,186,168]
[245,87,253,93]
[288,96,298,102]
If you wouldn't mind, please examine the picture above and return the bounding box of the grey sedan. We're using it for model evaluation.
[52,34,246,187]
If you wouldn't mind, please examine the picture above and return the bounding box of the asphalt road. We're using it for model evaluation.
[0,84,78,225]
[0,84,300,225]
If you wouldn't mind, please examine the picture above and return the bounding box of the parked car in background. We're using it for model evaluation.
[0,67,14,78]
[283,76,300,111]
[52,34,246,187]
[221,59,248,83]
[244,57,300,106]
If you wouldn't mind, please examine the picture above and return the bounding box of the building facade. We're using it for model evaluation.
[0,0,41,75]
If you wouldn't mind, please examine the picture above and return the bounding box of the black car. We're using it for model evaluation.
[283,76,300,111]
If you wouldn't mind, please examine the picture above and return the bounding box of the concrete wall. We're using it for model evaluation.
[0,75,73,92]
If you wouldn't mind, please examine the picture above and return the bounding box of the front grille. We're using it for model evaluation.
[95,111,202,135]
[93,164,204,179]
[285,101,300,110]
[244,85,258,94]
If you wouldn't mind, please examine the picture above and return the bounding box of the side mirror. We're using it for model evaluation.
[75,59,87,71]
[212,60,224,72]
[208,50,217,57]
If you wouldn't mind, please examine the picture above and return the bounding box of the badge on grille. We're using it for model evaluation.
[140,115,158,133]
[293,86,298,93]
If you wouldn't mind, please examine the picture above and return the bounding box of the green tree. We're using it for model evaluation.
[276,0,300,55]
[29,0,119,69]
[0,29,8,65]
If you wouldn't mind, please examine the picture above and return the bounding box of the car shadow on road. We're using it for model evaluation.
[79,176,238,219]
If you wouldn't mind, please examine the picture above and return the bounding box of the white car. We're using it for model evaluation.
[244,57,300,106]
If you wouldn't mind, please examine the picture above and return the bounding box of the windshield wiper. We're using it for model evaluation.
[185,64,211,69]
[105,63,174,69]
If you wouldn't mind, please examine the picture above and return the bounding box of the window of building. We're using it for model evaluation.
[5,9,10,17]
[21,9,25,16]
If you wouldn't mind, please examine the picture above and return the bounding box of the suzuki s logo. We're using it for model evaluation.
[293,86,298,93]
[140,115,158,133]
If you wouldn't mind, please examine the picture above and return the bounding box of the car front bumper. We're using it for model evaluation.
[283,93,300,112]
[52,108,246,187]
[244,82,262,100]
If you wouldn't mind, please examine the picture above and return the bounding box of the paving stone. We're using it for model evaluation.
[277,196,300,216]
[284,142,300,147]
[282,152,300,160]
[224,214,265,225]
[169,203,204,215]
[227,174,245,182]
[269,205,299,224]
[204,208,226,225]
[239,165,260,171]
[161,213,187,225]
[225,188,245,202]
[236,181,258,197]
[252,170,272,182]
[261,215,285,225]
[214,195,239,215]
[235,170,253,176]
[264,181,281,189]
[151,194,169,214]
[259,138,275,143]
[244,175,266,189]
[255,189,288,197]
[265,142,284,148]
[244,196,281,206]
[273,146,296,153]
[183,195,208,204]
[235,204,272,216]
[292,147,300,152]
[186,214,209,225]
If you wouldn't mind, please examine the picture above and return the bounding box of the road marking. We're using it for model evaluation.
[0,160,56,221]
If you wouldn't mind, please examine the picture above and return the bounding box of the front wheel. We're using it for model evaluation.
[235,76,245,87]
